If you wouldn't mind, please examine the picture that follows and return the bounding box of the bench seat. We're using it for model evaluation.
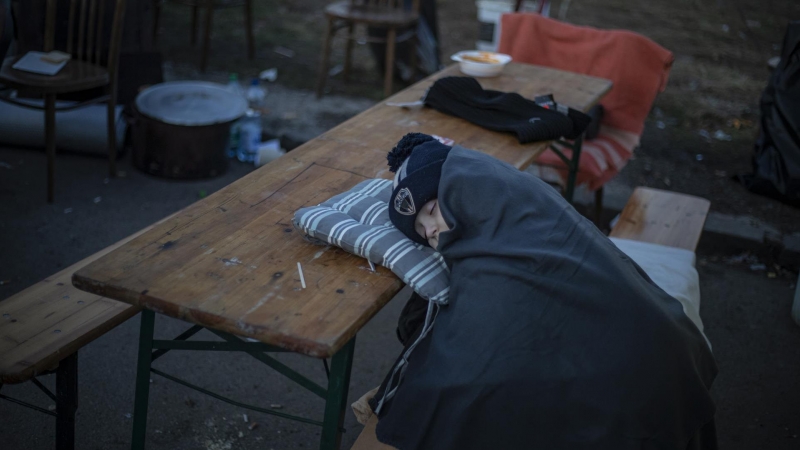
[609,187,710,251]
[0,250,139,384]
[0,224,174,385]
[0,214,182,383]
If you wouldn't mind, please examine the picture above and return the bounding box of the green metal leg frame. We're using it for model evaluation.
[321,338,354,449]
[547,133,585,204]
[131,310,155,450]
[130,310,356,450]
[0,352,78,450]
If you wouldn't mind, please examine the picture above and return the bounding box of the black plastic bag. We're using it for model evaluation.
[741,21,800,207]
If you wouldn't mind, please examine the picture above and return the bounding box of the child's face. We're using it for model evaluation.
[415,199,449,249]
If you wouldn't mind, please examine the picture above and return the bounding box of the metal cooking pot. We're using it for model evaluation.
[132,81,247,179]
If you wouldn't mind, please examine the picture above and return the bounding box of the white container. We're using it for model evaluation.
[476,0,540,51]
[451,51,512,77]
[254,139,286,167]
[226,74,245,99]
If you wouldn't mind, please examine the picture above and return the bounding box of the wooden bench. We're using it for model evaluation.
[350,186,711,449]
[609,187,710,251]
[0,220,172,450]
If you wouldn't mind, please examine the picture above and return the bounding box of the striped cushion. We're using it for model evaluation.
[293,179,449,305]
[530,125,641,191]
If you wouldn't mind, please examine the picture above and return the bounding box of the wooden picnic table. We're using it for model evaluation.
[72,62,612,450]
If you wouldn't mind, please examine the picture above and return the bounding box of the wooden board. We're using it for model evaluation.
[0,211,188,383]
[609,187,711,252]
[0,243,143,383]
[73,63,613,358]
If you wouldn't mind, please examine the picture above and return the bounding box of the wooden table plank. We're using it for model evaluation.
[609,187,711,251]
[74,163,402,357]
[73,63,612,358]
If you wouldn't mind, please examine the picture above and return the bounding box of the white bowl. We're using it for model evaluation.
[451,51,512,77]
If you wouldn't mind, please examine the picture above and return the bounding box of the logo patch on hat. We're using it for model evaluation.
[394,187,416,216]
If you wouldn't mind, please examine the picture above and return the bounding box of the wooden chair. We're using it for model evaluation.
[152,0,254,72]
[316,0,420,99]
[498,14,673,218]
[0,0,126,203]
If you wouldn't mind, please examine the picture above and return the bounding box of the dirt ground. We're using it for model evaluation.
[154,0,800,232]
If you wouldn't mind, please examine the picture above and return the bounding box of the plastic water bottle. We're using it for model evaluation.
[227,73,245,98]
[237,109,262,163]
[226,73,245,158]
[245,78,267,111]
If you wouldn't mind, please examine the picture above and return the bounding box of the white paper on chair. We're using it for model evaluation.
[12,51,68,75]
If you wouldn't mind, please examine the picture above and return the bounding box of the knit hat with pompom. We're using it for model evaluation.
[387,133,451,246]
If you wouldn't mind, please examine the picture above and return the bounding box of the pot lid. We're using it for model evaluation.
[135,81,248,126]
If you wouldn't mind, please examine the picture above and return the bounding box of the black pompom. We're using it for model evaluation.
[387,133,434,172]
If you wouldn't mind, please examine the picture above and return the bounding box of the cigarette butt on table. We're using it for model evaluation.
[297,262,306,289]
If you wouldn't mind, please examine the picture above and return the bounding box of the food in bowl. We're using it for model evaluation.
[451,51,512,77]
[461,52,501,64]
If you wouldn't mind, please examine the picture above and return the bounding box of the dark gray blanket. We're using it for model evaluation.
[371,146,717,449]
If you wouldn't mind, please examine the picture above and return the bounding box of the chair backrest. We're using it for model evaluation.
[498,13,673,137]
[39,0,126,77]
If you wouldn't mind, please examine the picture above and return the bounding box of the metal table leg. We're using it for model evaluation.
[562,133,584,204]
[128,311,355,450]
[131,310,155,450]
[320,337,355,450]
[546,133,585,204]
[56,352,78,450]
